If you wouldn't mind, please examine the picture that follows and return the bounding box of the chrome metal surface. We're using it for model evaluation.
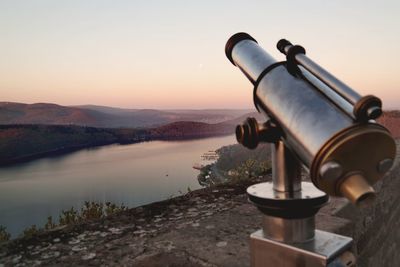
[262,215,315,243]
[299,66,355,120]
[255,65,353,166]
[295,53,361,105]
[320,161,343,181]
[231,39,277,83]
[272,141,301,193]
[247,181,326,201]
[377,158,393,173]
[250,229,353,267]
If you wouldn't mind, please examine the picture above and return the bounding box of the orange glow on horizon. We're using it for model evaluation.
[0,1,399,109]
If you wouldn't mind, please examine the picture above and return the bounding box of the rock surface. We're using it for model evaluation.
[0,183,351,266]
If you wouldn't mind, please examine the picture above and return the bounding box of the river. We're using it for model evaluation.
[0,135,236,237]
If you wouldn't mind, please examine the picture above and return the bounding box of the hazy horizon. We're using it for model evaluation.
[0,100,255,111]
[3,100,400,112]
[1,1,400,109]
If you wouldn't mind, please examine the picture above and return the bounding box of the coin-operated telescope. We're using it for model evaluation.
[225,33,396,267]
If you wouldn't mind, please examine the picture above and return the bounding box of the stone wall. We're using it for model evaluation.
[335,140,400,267]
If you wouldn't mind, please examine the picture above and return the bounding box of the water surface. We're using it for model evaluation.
[0,135,235,237]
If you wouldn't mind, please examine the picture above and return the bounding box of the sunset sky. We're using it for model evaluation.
[0,0,399,109]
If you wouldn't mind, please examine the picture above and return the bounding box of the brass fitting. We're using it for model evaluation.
[339,173,375,207]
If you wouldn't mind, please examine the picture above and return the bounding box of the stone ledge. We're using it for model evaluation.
[0,181,354,267]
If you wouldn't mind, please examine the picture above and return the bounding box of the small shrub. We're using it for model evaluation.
[7,201,128,239]
[105,202,126,216]
[44,216,56,230]
[81,201,104,220]
[22,225,39,239]
[0,225,11,243]
[59,207,79,225]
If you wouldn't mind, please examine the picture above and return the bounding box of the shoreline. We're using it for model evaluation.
[0,132,233,167]
[0,142,118,167]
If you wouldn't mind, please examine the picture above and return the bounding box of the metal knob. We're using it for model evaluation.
[236,117,281,149]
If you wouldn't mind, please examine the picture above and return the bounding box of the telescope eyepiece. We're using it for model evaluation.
[225,32,257,65]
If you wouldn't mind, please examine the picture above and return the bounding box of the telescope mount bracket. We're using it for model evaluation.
[246,140,355,267]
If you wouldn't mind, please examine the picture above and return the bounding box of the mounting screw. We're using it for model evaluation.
[377,158,393,173]
[320,161,343,180]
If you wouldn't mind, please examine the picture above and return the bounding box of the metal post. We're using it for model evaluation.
[262,215,315,244]
[266,141,315,244]
[272,140,301,193]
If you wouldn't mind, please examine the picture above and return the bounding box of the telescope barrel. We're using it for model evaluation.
[226,33,278,83]
[299,65,356,120]
[278,40,361,104]
[295,54,361,103]
[277,39,382,121]
[226,32,396,205]
[226,33,354,166]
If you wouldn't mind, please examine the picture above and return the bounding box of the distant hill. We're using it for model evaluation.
[149,121,234,139]
[0,102,252,128]
[219,112,264,125]
[0,124,138,165]
[0,120,236,165]
[75,105,253,125]
[0,102,120,127]
[144,110,400,140]
[378,111,400,138]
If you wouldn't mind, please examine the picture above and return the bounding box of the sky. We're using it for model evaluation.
[0,0,399,109]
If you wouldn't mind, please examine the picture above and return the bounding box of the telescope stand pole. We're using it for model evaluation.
[247,141,355,266]
[272,140,302,193]
[267,141,315,243]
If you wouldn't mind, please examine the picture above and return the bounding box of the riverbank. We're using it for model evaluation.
[0,123,234,166]
[197,143,271,186]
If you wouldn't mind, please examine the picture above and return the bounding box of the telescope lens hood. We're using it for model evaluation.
[225,32,257,65]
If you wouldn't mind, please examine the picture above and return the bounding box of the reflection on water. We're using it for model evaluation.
[0,135,235,237]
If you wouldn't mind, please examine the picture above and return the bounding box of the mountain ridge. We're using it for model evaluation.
[0,102,254,128]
